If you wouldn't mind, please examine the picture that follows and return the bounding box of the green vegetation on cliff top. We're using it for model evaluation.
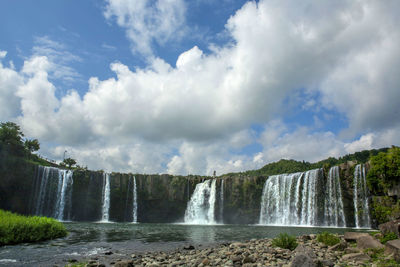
[0,209,67,245]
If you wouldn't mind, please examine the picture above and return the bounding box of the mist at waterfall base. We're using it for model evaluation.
[0,223,358,266]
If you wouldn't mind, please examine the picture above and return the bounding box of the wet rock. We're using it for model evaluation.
[343,232,369,242]
[183,245,195,250]
[356,235,384,250]
[105,251,113,255]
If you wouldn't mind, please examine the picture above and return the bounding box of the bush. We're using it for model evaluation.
[380,231,398,244]
[317,232,340,246]
[271,233,298,250]
[0,209,67,245]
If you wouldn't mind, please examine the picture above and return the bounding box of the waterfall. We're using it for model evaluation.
[101,173,111,222]
[54,170,73,221]
[132,176,138,223]
[353,164,371,228]
[184,179,217,224]
[219,179,224,223]
[323,166,346,227]
[33,166,73,220]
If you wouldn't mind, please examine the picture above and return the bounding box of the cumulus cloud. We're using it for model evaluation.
[1,0,400,174]
[104,0,187,57]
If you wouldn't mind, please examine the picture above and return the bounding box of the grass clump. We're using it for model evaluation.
[380,231,398,244]
[0,209,67,245]
[271,233,298,250]
[317,232,340,246]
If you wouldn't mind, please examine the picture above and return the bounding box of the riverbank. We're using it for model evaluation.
[66,232,400,267]
[0,209,67,245]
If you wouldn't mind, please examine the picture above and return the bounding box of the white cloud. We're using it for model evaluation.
[104,0,186,57]
[1,0,400,175]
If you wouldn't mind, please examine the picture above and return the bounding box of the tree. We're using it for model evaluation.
[24,139,40,153]
[367,146,400,195]
[0,122,25,155]
[63,157,77,168]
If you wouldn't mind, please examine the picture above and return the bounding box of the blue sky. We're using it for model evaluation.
[1,0,400,175]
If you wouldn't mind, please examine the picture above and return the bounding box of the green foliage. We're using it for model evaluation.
[0,209,67,245]
[380,231,398,244]
[271,233,298,250]
[63,157,77,168]
[317,232,340,246]
[0,121,25,156]
[367,146,400,195]
[24,138,40,153]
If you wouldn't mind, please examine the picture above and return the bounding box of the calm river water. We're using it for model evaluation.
[0,222,367,266]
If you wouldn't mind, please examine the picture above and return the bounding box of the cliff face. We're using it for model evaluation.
[0,159,378,226]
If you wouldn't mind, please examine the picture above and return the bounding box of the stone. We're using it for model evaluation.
[183,245,195,250]
[385,239,400,261]
[344,247,360,254]
[242,256,255,264]
[319,259,334,267]
[356,235,384,250]
[343,232,369,242]
[328,241,347,251]
[201,258,210,265]
[104,251,113,255]
[290,253,316,267]
[293,244,316,258]
[379,220,400,238]
[341,253,371,262]
[113,260,134,267]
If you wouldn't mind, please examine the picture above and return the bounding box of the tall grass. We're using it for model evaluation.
[0,209,67,245]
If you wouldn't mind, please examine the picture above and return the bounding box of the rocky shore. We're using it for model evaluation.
[67,231,400,267]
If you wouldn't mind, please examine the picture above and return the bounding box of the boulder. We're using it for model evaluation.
[356,235,384,250]
[294,244,316,258]
[290,253,316,267]
[344,232,369,241]
[385,239,400,261]
[341,253,371,262]
[379,220,400,237]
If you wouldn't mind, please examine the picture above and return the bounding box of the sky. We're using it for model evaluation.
[1,0,400,175]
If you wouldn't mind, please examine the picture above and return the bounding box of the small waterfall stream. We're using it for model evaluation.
[54,170,73,221]
[132,176,138,223]
[184,179,217,224]
[219,179,224,223]
[101,173,111,222]
[353,164,371,228]
[323,166,346,227]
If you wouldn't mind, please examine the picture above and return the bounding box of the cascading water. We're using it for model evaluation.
[184,179,217,224]
[259,168,346,227]
[132,176,138,223]
[101,173,111,222]
[32,166,74,220]
[219,179,224,223]
[353,164,371,228]
[323,166,346,227]
[54,170,73,221]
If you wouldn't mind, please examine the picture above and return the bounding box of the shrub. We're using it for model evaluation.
[380,231,398,244]
[317,232,340,246]
[0,209,67,245]
[271,233,298,250]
